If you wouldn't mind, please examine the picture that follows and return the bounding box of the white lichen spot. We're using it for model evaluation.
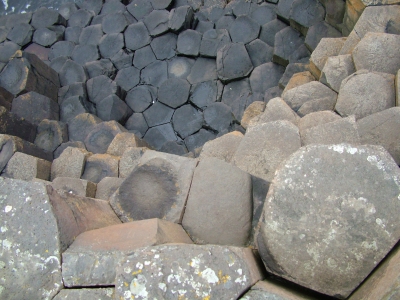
[178,289,187,295]
[4,205,12,213]
[235,275,247,285]
[236,269,242,275]
[154,254,160,259]
[130,274,148,298]
[327,258,337,268]
[158,282,167,292]
[0,226,7,233]
[201,268,219,284]
[0,261,5,268]
[330,145,344,153]
[190,257,201,269]
[362,241,377,251]
[144,261,151,266]
[2,239,12,250]
[376,218,385,227]
[123,290,131,299]
[124,266,132,274]
[136,262,143,269]
[299,234,305,240]
[2,0,8,10]
[346,147,358,155]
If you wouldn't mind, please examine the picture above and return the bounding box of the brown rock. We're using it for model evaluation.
[241,101,266,129]
[2,152,51,181]
[106,132,150,156]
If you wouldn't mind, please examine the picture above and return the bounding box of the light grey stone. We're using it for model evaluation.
[2,152,51,181]
[320,54,356,92]
[199,131,244,163]
[51,147,91,181]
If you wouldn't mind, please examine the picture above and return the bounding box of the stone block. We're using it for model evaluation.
[31,7,66,29]
[279,63,310,90]
[58,2,78,20]
[229,15,260,44]
[81,153,119,184]
[51,146,91,180]
[51,177,97,198]
[119,147,149,178]
[65,26,82,43]
[143,123,178,150]
[289,0,325,36]
[257,144,400,298]
[53,141,86,159]
[59,59,88,86]
[203,102,233,133]
[245,39,273,68]
[335,70,395,119]
[6,23,33,46]
[132,45,156,70]
[24,43,50,61]
[241,101,266,129]
[0,86,13,111]
[264,86,283,103]
[273,27,304,67]
[298,110,342,134]
[0,41,20,63]
[199,28,231,58]
[250,62,285,95]
[48,41,75,61]
[101,12,128,34]
[189,80,222,109]
[68,9,95,28]
[71,44,99,66]
[79,24,103,45]
[187,57,218,84]
[115,244,264,299]
[110,150,197,223]
[143,9,170,37]
[96,94,132,124]
[53,288,114,300]
[158,78,190,108]
[99,33,124,59]
[282,71,315,97]
[33,27,63,47]
[177,29,202,56]
[305,21,342,52]
[114,66,140,92]
[67,113,102,143]
[85,120,128,154]
[320,54,356,93]
[259,19,287,47]
[172,104,203,139]
[169,5,194,33]
[140,60,168,88]
[126,0,153,21]
[34,119,68,153]
[62,219,192,287]
[2,152,51,181]
[107,132,148,157]
[124,22,151,51]
[0,106,37,143]
[95,177,124,200]
[232,120,301,182]
[85,59,116,79]
[221,78,252,121]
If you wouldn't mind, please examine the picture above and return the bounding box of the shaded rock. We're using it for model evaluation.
[48,41,75,61]
[99,33,124,59]
[95,177,124,200]
[126,0,153,21]
[302,115,360,146]
[0,106,37,143]
[132,46,156,70]
[50,56,68,74]
[241,101,266,129]
[126,85,156,113]
[125,113,149,139]
[169,5,194,33]
[140,60,168,87]
[298,110,341,134]
[232,120,301,181]
[119,147,149,178]
[52,177,97,198]
[0,178,63,299]
[51,146,90,180]
[184,128,216,152]
[79,24,103,45]
[187,57,218,84]
[177,29,202,56]
[84,121,127,154]
[320,54,356,93]
[282,71,315,97]
[167,56,195,80]
[54,141,86,159]
[143,9,170,37]
[59,59,88,86]
[58,82,88,105]
[259,19,287,47]
[221,78,252,121]
[86,75,122,105]
[100,0,126,15]
[158,78,190,108]
[0,86,13,111]
[245,39,273,68]
[273,27,304,67]
[199,131,243,163]
[199,28,231,58]
[305,21,342,52]
[124,22,151,51]
[279,63,310,90]
[203,102,233,133]
[189,80,222,109]
[63,219,192,287]
[229,15,260,44]
[289,0,325,36]
[150,32,177,60]
[34,119,68,153]
[250,62,285,94]
[107,132,149,156]
[6,23,33,46]
[65,26,82,43]
[264,86,283,103]
[31,7,66,29]
[143,102,174,127]
[81,153,119,183]
[159,140,188,156]
[2,152,51,181]
[53,288,114,300]
[143,123,178,150]
[217,42,253,83]
[101,12,128,34]
[23,43,50,62]
[12,92,59,125]
[67,113,102,143]
[0,41,20,63]
[335,70,395,119]
[96,94,132,123]
[71,44,99,65]
[114,66,140,92]
[85,59,117,79]
[257,144,400,298]
[110,151,197,223]
[172,104,203,138]
[33,27,63,47]
[115,244,264,299]
[68,9,95,28]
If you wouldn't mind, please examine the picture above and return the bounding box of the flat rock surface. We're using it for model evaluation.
[258,144,400,298]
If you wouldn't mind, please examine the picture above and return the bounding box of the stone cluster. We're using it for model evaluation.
[1,0,400,299]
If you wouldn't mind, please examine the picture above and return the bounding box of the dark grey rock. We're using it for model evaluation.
[177,29,202,56]
[229,15,260,44]
[226,0,251,16]
[0,41,20,63]
[250,3,276,26]
[125,113,149,138]
[172,104,203,138]
[150,0,173,9]
[143,102,174,127]
[132,45,156,70]
[277,0,295,21]
[143,123,178,150]
[84,121,127,154]
[85,59,116,79]
[111,48,133,70]
[81,153,119,183]
[6,23,33,46]
[110,150,196,222]
[216,42,253,83]
[99,33,124,58]
[257,144,400,298]
[115,66,140,92]
[65,26,82,43]
[279,63,310,90]
[169,5,194,33]
[58,82,88,105]
[0,26,9,43]
[126,85,156,113]
[215,15,235,30]
[158,78,190,108]
[184,128,216,152]
[143,9,170,37]
[59,59,88,86]
[124,22,151,51]
[0,85,13,111]
[204,102,233,133]
[90,14,105,26]
[34,119,68,153]
[199,28,231,58]
[273,26,305,67]
[100,0,126,15]
[58,2,78,21]
[96,94,132,124]
[68,9,95,28]
[189,80,221,109]
[159,141,188,156]
[31,7,66,29]
[150,32,177,60]
[140,60,168,87]
[67,113,102,143]
[32,27,62,47]
[0,106,37,143]
[71,44,99,65]
[54,141,87,159]
[167,56,195,80]
[289,0,325,35]
[250,62,285,95]
[221,78,252,121]
[126,0,153,21]
[305,21,342,52]
[79,24,103,45]
[48,41,76,61]
[77,0,104,15]
[245,39,273,68]
[86,75,123,105]
[24,43,51,62]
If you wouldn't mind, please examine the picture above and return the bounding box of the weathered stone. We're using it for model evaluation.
[99,33,124,59]
[96,94,132,123]
[6,23,33,46]
[140,60,168,87]
[2,152,51,181]
[100,0,126,15]
[241,101,266,129]
[229,15,260,44]
[203,102,233,133]
[184,128,216,152]
[195,20,214,33]
[81,153,119,183]
[53,288,114,300]
[159,140,188,156]
[273,27,304,67]
[226,0,250,16]
[168,56,195,80]
[58,2,78,20]
[60,95,90,123]
[132,46,156,70]
[250,3,277,26]
[143,9,170,37]
[0,134,52,172]
[107,132,149,156]
[217,42,253,83]
[85,59,116,79]
[245,39,273,68]
[309,37,347,79]
[189,80,222,109]
[115,244,264,299]
[114,66,140,92]
[71,44,99,65]
[335,70,395,119]
[11,92,59,125]
[34,119,68,153]
[0,178,63,299]
[232,120,301,181]
[119,147,149,178]
[51,146,91,180]
[143,123,178,150]
[199,28,231,58]
[3,12,32,29]
[33,27,62,47]
[143,102,174,127]
[63,219,192,287]
[101,12,128,34]
[288,43,311,64]
[0,106,37,143]
[169,5,194,33]
[76,0,103,15]
[187,57,218,84]
[199,131,243,163]
[51,177,97,198]
[258,143,400,298]
[298,110,342,135]
[31,7,66,29]
[283,81,338,113]
[68,9,95,27]
[84,121,127,154]
[65,26,82,43]
[67,113,102,142]
[24,43,50,62]
[54,141,86,159]
[305,21,342,52]
[78,24,103,46]
[248,97,300,128]
[58,83,87,105]
[158,78,190,108]
[250,62,285,95]
[264,86,283,103]
[0,52,59,101]
[110,151,197,223]
[320,54,356,93]
[48,41,75,61]
[259,19,287,47]
[289,0,325,36]
[352,32,400,75]
[279,63,310,90]
[150,0,173,9]
[124,22,151,51]
[86,75,123,105]
[0,41,20,63]
[49,56,68,73]
[59,59,88,86]
[125,85,156,113]
[172,104,203,139]
[95,177,124,200]
[126,0,153,20]
[282,71,315,97]
[221,78,252,121]
[177,29,202,56]
[277,0,295,21]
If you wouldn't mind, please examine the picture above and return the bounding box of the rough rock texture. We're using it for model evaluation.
[241,101,266,129]
[199,131,243,163]
[110,151,197,223]
[232,121,300,182]
[119,147,148,178]
[282,71,315,97]
[51,177,97,198]
[115,244,264,300]
[51,146,90,180]
[258,144,400,298]
[2,152,51,181]
[81,153,119,184]
[95,177,124,200]
[320,54,356,93]
[62,219,193,287]
[106,132,149,156]
[298,110,342,135]
[53,288,114,300]
[182,157,252,246]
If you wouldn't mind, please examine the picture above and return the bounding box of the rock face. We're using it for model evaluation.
[257,144,400,298]
[115,244,264,300]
